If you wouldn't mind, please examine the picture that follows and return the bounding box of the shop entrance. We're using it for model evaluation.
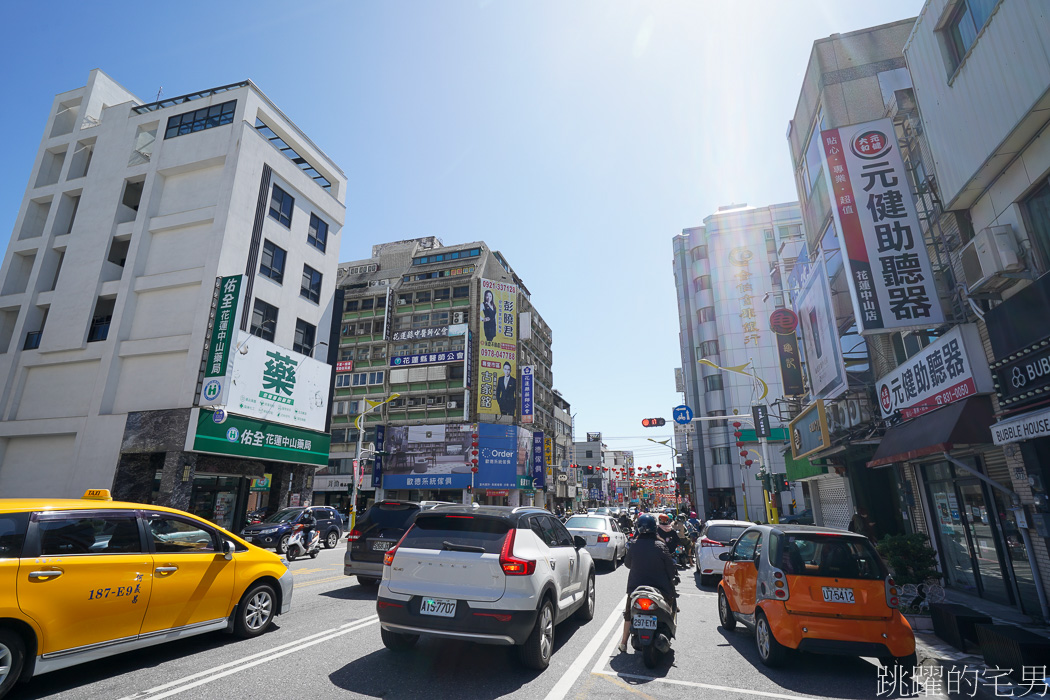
[189,475,249,534]
[923,461,1012,606]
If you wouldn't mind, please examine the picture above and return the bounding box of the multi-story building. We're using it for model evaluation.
[551,390,578,509]
[901,0,1050,619]
[573,434,606,506]
[672,204,804,521]
[0,70,346,534]
[320,237,556,510]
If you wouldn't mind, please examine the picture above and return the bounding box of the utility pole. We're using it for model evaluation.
[350,393,399,530]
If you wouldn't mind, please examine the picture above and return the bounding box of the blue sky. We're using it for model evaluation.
[2,0,922,467]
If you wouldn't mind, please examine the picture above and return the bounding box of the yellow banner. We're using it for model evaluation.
[477,279,518,417]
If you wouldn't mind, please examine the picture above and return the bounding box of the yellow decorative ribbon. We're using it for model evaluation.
[697,358,769,401]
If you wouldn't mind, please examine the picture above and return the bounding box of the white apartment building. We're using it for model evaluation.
[0,70,345,533]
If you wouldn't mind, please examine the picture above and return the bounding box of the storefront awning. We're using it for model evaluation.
[867,396,995,468]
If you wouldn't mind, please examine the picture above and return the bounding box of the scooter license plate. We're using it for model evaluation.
[632,615,658,630]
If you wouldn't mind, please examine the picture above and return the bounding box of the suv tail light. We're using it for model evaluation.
[886,576,899,608]
[597,534,610,543]
[347,528,362,542]
[700,537,722,548]
[499,528,536,576]
[383,525,414,567]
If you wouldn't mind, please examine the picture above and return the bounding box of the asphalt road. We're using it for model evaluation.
[9,545,983,700]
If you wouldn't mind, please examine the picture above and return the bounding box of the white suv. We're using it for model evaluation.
[376,505,596,670]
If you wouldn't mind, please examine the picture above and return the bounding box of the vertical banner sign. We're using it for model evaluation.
[200,275,243,407]
[752,405,771,438]
[532,432,546,488]
[821,118,943,334]
[769,308,805,396]
[520,365,535,424]
[372,425,385,487]
[796,259,848,399]
[477,279,518,418]
[382,286,394,341]
[544,437,553,479]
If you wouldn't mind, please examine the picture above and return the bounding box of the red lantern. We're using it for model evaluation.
[732,422,741,429]
[745,460,753,466]
[470,466,479,473]
[740,451,748,457]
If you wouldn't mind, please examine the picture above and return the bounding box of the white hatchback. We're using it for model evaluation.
[563,514,628,569]
[696,519,753,586]
[376,505,596,670]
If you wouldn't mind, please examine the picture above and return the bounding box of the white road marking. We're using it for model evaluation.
[119,615,378,700]
[592,615,624,673]
[593,669,820,699]
[541,595,627,700]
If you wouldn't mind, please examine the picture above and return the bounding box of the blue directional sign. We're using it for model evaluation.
[672,405,694,425]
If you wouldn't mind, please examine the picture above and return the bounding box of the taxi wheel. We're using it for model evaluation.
[326,531,339,549]
[0,630,26,698]
[277,535,290,554]
[755,612,787,667]
[718,589,736,630]
[234,583,277,638]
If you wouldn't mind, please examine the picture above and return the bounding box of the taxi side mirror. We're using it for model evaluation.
[718,551,732,562]
[222,539,234,561]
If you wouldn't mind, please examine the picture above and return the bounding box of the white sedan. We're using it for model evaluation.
[563,515,628,569]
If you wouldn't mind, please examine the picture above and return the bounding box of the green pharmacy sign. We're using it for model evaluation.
[188,409,330,466]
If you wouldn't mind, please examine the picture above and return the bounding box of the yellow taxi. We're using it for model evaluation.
[0,490,293,698]
[717,524,915,669]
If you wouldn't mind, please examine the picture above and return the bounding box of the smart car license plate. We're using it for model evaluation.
[822,586,855,603]
[371,541,393,551]
[420,598,457,617]
[632,615,658,630]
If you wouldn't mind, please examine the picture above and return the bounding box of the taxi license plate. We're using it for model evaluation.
[822,586,855,603]
[420,598,457,617]
[632,615,657,630]
[372,541,393,552]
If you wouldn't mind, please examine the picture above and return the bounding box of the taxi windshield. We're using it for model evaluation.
[264,508,304,524]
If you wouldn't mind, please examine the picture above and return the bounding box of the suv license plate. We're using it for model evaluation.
[822,587,855,604]
[420,598,457,617]
[372,541,393,552]
[632,615,658,630]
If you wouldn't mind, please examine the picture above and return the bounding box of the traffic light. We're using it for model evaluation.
[641,418,666,428]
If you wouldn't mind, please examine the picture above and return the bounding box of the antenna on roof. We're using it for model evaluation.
[155,87,164,101]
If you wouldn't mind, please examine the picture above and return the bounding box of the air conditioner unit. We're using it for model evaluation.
[961,225,1023,294]
[452,312,466,324]
[447,401,458,409]
[396,298,407,305]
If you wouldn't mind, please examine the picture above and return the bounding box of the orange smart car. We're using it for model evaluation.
[717,524,915,668]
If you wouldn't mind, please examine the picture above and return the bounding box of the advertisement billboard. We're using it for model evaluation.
[380,424,473,490]
[476,423,519,488]
[477,279,518,418]
[187,408,330,466]
[199,275,244,408]
[795,259,847,400]
[821,118,944,333]
[532,431,545,489]
[226,330,332,433]
[520,365,535,424]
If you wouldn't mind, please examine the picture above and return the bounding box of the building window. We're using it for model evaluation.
[700,340,719,357]
[293,319,316,355]
[585,450,593,458]
[250,299,278,341]
[376,294,387,309]
[87,315,111,343]
[164,100,236,139]
[368,371,385,385]
[360,297,374,310]
[698,306,715,323]
[260,240,286,283]
[415,290,431,303]
[452,285,470,299]
[344,299,359,312]
[1021,179,1050,273]
[372,345,387,360]
[254,117,332,191]
[779,224,802,240]
[691,245,708,262]
[351,372,368,386]
[308,214,328,253]
[943,0,996,72]
[763,229,775,241]
[301,264,322,303]
[802,112,826,197]
[335,374,352,388]
[704,375,724,392]
[712,447,732,464]
[693,275,711,292]
[434,288,451,301]
[269,184,294,228]
[773,293,785,308]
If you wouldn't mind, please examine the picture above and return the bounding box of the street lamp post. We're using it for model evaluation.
[350,393,400,530]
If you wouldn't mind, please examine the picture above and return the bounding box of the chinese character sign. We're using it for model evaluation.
[532,431,545,488]
[821,118,943,333]
[477,279,518,418]
[200,275,243,408]
[520,365,535,424]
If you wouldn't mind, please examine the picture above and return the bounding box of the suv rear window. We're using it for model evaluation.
[401,515,510,554]
[774,533,886,580]
[359,502,419,530]
[0,513,29,559]
[705,525,749,544]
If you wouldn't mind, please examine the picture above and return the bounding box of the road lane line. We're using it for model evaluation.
[541,594,626,700]
[592,669,818,699]
[296,574,351,588]
[591,612,624,673]
[118,616,378,700]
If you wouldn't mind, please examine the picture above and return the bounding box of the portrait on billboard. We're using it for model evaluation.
[496,361,517,416]
[481,289,497,342]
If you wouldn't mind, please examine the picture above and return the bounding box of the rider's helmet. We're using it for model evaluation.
[690,511,697,518]
[635,514,657,535]
[676,513,686,521]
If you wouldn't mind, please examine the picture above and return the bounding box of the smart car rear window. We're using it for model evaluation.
[775,533,886,580]
[402,515,510,553]
[0,513,29,559]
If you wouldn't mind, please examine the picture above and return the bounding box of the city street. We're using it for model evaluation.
[12,545,920,700]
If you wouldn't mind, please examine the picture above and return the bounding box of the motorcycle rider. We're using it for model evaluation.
[619,514,677,653]
[298,508,317,551]
[673,514,695,567]
[656,513,681,555]
[617,511,633,536]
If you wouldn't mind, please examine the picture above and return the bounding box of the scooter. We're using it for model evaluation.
[285,524,320,561]
[673,544,691,570]
[629,579,678,669]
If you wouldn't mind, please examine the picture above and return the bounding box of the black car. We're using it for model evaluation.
[779,508,814,525]
[344,500,421,586]
[241,506,344,553]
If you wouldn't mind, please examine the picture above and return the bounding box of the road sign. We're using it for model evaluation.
[672,405,693,425]
[752,404,771,438]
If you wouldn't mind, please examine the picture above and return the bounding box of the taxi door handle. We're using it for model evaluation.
[155,566,179,574]
[29,570,63,579]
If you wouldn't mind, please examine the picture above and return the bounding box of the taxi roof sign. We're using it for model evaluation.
[82,489,113,501]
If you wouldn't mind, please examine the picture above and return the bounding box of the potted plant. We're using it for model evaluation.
[876,533,941,631]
